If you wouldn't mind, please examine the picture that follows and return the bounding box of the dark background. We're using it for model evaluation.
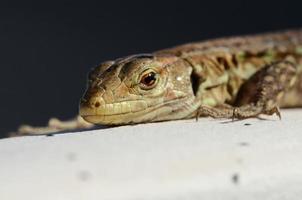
[1,0,302,137]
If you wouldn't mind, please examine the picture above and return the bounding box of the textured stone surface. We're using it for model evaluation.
[1,109,302,200]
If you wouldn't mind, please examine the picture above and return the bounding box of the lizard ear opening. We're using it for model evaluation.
[190,70,199,96]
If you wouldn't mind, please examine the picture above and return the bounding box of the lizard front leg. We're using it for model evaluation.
[197,61,298,119]
[10,116,94,137]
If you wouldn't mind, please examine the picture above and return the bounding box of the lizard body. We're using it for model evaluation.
[10,29,302,136]
[80,29,302,125]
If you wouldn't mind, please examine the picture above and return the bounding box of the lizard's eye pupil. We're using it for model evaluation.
[140,71,157,89]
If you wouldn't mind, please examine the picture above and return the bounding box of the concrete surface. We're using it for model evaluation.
[1,109,302,200]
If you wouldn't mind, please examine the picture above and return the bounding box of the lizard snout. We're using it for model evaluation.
[80,87,106,111]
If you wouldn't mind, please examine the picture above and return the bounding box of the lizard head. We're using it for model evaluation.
[79,54,196,125]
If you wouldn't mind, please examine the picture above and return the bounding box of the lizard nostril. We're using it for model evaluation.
[95,102,101,108]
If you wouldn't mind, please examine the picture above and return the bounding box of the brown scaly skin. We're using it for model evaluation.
[80,29,302,125]
[11,29,302,136]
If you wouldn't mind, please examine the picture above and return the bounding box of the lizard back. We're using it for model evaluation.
[155,29,302,107]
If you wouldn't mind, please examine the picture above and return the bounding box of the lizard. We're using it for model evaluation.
[12,29,302,136]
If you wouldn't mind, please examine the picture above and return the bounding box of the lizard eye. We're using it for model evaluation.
[139,70,158,90]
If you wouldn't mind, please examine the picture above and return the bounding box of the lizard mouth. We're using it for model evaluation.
[79,98,187,125]
[79,99,162,124]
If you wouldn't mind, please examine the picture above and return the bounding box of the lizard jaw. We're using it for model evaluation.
[79,97,192,125]
[79,100,149,125]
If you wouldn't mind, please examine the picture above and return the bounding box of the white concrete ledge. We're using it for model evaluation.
[1,109,302,200]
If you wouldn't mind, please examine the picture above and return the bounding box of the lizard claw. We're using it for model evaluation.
[232,108,238,121]
[195,109,200,122]
[269,106,282,120]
